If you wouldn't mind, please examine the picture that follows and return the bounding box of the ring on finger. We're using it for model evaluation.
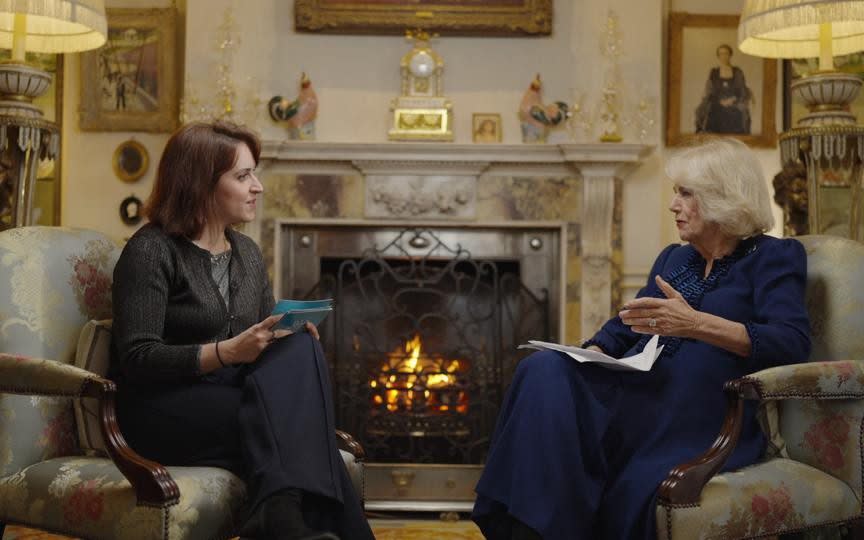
[648,318,657,328]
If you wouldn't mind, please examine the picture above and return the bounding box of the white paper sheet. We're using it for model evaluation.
[517,334,664,372]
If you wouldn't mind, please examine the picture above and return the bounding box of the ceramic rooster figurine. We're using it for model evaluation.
[268,72,318,140]
[519,74,569,143]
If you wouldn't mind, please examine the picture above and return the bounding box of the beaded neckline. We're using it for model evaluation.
[210,250,232,265]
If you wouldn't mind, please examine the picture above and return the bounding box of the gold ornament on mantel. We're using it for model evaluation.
[599,10,623,143]
[388,29,453,142]
[180,7,262,127]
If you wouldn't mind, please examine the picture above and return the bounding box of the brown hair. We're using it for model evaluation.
[144,121,261,238]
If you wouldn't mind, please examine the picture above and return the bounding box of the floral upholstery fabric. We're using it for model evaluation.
[659,236,864,540]
[657,458,857,540]
[744,361,864,399]
[798,236,864,363]
[0,457,247,540]
[0,353,111,397]
[779,399,864,499]
[0,227,118,479]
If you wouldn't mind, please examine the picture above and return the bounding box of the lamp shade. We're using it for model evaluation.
[739,0,864,58]
[0,0,106,53]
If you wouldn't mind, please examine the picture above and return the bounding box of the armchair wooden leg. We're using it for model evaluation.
[0,522,5,538]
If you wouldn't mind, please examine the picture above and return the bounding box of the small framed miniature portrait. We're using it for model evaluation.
[119,195,144,226]
[472,113,502,143]
[113,140,149,183]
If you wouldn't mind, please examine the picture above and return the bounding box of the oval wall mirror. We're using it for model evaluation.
[113,139,149,183]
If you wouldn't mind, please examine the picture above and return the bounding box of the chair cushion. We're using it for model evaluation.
[73,319,113,457]
[0,456,247,540]
[657,458,860,540]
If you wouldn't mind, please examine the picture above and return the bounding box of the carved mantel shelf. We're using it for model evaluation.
[260,140,652,177]
[257,140,653,339]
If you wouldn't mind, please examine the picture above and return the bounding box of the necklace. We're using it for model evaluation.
[210,249,231,264]
[210,249,231,302]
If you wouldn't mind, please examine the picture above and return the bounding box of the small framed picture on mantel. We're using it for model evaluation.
[472,113,502,143]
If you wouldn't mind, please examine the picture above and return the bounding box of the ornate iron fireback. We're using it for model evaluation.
[300,228,549,464]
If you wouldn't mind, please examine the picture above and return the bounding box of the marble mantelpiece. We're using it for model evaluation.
[251,141,652,342]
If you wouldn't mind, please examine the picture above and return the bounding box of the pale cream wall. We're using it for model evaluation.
[61,0,784,289]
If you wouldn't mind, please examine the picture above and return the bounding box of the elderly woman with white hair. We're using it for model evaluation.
[472,137,811,540]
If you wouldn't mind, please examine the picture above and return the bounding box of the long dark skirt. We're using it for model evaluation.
[473,348,765,540]
[117,332,374,540]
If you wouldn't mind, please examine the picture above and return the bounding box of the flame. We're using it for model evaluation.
[370,333,468,415]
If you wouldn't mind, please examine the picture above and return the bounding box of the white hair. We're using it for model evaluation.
[665,137,775,237]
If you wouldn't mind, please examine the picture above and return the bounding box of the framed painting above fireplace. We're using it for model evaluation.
[294,0,552,36]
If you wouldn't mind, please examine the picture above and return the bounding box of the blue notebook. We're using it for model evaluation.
[271,298,334,332]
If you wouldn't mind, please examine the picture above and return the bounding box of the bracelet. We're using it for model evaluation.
[215,341,227,367]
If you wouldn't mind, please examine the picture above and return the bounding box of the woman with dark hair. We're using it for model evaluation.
[695,44,753,134]
[110,122,373,540]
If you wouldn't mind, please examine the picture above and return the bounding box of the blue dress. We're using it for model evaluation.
[472,235,811,540]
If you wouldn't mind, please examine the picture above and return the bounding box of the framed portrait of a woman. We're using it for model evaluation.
[472,113,502,143]
[666,13,777,148]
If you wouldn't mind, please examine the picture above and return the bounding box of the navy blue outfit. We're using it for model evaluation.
[472,235,811,540]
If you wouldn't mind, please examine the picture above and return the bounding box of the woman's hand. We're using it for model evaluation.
[223,318,320,364]
[222,314,285,364]
[304,321,320,340]
[618,275,701,337]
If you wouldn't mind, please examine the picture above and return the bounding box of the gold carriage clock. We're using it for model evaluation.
[388,30,453,141]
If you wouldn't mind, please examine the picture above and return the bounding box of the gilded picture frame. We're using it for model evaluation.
[112,139,149,183]
[472,113,502,143]
[666,12,777,148]
[294,0,552,36]
[79,8,178,132]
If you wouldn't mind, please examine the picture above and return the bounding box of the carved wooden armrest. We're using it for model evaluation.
[335,429,366,460]
[0,353,180,508]
[657,379,747,505]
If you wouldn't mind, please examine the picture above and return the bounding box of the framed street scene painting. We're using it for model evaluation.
[295,0,552,36]
[79,8,178,132]
[666,12,777,147]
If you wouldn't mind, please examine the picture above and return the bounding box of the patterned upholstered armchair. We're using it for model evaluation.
[656,235,864,539]
[0,227,365,540]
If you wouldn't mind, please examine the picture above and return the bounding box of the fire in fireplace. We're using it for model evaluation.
[370,333,469,416]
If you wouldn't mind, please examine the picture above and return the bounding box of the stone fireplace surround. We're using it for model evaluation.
[250,140,651,343]
[245,140,651,510]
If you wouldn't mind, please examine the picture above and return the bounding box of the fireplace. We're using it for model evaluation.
[258,139,650,511]
[276,221,562,509]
